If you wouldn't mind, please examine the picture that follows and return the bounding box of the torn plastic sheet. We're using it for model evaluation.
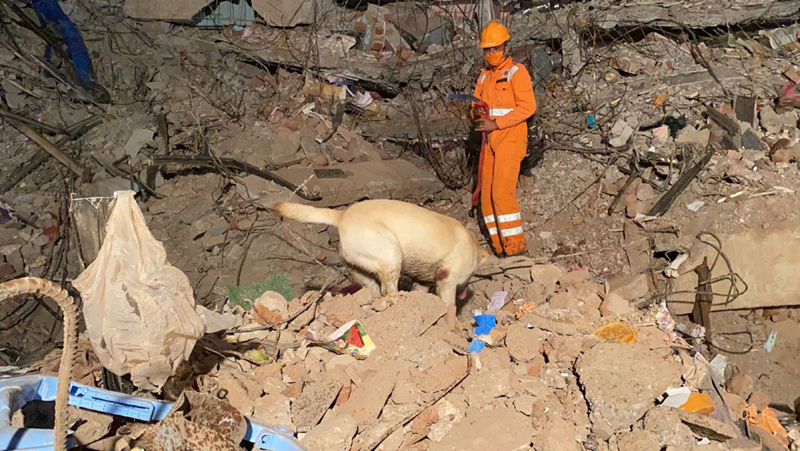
[487,291,508,312]
[72,191,239,391]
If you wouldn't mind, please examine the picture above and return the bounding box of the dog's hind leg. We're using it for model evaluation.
[376,266,401,296]
[346,264,380,295]
[340,234,403,297]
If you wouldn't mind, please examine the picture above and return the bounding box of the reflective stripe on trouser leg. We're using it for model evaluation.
[480,147,502,253]
[491,140,527,256]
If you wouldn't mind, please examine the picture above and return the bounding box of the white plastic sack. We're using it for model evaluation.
[73,191,237,391]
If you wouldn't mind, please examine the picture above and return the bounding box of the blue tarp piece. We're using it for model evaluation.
[30,0,95,83]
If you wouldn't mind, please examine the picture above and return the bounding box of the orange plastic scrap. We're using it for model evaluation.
[653,89,668,108]
[679,392,715,416]
[514,301,537,319]
[592,321,638,344]
[744,404,790,448]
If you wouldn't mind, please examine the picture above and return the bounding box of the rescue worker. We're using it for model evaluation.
[472,21,537,257]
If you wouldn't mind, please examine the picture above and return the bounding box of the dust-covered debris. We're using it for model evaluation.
[291,380,343,432]
[300,414,357,451]
[576,343,681,440]
[677,409,739,441]
[429,407,534,451]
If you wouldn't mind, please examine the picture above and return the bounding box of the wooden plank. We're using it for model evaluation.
[4,118,87,180]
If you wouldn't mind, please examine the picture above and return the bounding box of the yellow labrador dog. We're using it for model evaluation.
[273,199,489,326]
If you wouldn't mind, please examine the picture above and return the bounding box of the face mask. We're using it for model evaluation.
[484,51,504,67]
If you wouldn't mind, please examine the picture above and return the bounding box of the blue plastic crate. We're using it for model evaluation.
[0,375,307,451]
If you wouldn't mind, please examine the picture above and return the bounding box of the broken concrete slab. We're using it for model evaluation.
[676,408,738,441]
[362,292,446,348]
[675,126,711,148]
[124,0,211,21]
[670,224,800,314]
[463,369,514,407]
[429,407,533,451]
[530,264,564,295]
[522,305,592,336]
[253,393,295,432]
[726,436,765,451]
[759,105,797,134]
[600,292,635,317]
[427,400,463,443]
[643,406,696,449]
[385,2,454,52]
[607,273,650,301]
[505,323,542,362]
[532,415,582,451]
[301,414,357,451]
[336,364,399,425]
[609,120,635,147]
[271,160,444,207]
[215,371,262,416]
[576,343,681,440]
[252,0,332,27]
[616,428,661,451]
[291,380,343,432]
[587,0,800,30]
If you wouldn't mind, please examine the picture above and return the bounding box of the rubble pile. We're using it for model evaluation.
[59,260,773,451]
[2,0,800,449]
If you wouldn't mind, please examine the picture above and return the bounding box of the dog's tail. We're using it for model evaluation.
[272,202,343,227]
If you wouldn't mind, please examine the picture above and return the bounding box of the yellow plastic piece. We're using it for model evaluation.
[680,392,715,416]
[592,321,638,344]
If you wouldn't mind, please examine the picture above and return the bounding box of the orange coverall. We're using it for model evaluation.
[473,56,537,256]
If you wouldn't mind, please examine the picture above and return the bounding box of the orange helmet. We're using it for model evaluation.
[479,21,510,49]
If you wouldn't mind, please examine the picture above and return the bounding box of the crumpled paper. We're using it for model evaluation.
[73,191,239,391]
